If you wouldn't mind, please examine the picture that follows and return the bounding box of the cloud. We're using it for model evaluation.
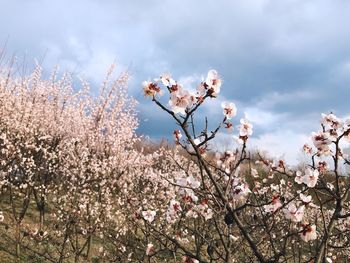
[244,107,286,129]
[250,130,310,165]
[1,0,350,164]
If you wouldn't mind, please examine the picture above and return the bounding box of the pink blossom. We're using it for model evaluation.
[231,178,251,201]
[321,113,343,130]
[142,210,156,223]
[186,176,200,189]
[204,70,221,97]
[159,73,176,87]
[169,88,193,115]
[142,81,161,97]
[312,131,332,150]
[221,102,237,119]
[346,119,350,127]
[238,118,253,137]
[146,243,155,256]
[302,168,319,188]
[295,171,303,184]
[300,224,317,242]
[197,203,213,220]
[264,196,282,213]
[176,176,200,189]
[166,200,182,223]
[303,144,313,154]
[284,203,305,222]
[183,256,199,263]
[300,193,312,204]
[173,130,182,141]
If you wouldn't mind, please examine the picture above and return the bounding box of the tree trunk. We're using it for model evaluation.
[16,222,21,259]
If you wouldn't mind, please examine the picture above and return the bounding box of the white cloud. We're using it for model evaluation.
[254,90,319,110]
[1,0,350,151]
[244,107,287,127]
[211,129,309,166]
[250,129,310,165]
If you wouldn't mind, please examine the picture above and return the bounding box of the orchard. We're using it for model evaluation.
[0,65,350,263]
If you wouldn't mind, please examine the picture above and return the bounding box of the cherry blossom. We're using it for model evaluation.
[146,243,155,256]
[231,178,251,201]
[159,73,176,87]
[135,70,350,261]
[238,118,253,137]
[303,144,313,154]
[221,101,237,119]
[1,66,350,262]
[204,69,221,97]
[312,131,332,150]
[169,88,193,114]
[318,161,329,173]
[302,168,319,188]
[216,151,235,170]
[321,113,343,130]
[295,171,303,184]
[173,129,182,141]
[300,193,312,204]
[183,256,199,263]
[346,119,350,127]
[166,200,182,223]
[284,203,305,222]
[197,203,213,220]
[300,225,317,242]
[176,176,200,189]
[264,196,283,213]
[143,80,161,97]
[142,210,156,223]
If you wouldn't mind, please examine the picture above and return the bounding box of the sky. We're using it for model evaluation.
[1,0,350,164]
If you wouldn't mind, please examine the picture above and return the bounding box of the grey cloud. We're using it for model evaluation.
[1,0,350,161]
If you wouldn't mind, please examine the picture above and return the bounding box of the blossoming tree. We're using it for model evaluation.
[139,70,350,263]
[0,64,149,262]
[1,64,350,263]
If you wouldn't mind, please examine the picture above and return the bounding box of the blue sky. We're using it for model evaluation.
[1,0,350,164]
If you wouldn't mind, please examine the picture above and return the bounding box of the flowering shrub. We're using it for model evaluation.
[0,65,350,263]
[0,64,147,262]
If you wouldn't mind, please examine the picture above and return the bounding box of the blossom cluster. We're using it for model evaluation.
[0,65,350,263]
[138,69,350,262]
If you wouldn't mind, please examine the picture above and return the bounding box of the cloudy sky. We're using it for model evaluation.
[1,0,350,164]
